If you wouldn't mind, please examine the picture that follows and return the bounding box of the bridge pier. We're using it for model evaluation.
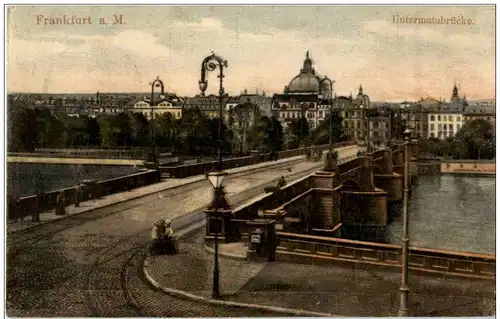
[209,143,417,245]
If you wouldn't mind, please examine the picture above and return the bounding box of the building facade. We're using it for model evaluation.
[184,94,229,119]
[130,94,184,120]
[420,85,468,140]
[273,51,334,130]
[463,104,496,126]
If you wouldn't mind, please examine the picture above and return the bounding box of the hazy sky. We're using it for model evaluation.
[7,5,495,101]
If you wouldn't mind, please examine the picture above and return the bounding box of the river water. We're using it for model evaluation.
[7,163,137,197]
[386,175,495,255]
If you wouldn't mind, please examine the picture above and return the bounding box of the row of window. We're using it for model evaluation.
[350,131,386,138]
[463,116,494,121]
[343,120,387,130]
[429,115,462,122]
[280,111,325,119]
[274,102,317,109]
[429,123,461,131]
[135,110,182,119]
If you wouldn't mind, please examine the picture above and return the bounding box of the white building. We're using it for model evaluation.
[425,84,468,140]
[427,111,463,139]
[130,97,184,120]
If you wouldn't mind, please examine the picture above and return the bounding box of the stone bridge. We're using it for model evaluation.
[206,143,413,242]
[204,141,495,280]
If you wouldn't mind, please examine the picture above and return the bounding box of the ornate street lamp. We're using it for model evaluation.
[199,53,228,169]
[270,95,280,160]
[398,127,412,316]
[319,76,335,171]
[199,52,229,299]
[360,104,370,153]
[148,76,165,167]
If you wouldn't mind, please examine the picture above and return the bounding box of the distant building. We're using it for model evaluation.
[183,94,229,119]
[423,85,468,140]
[272,51,334,130]
[463,104,496,126]
[130,94,184,120]
[239,89,272,117]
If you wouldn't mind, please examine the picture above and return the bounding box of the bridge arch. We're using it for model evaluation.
[341,179,361,191]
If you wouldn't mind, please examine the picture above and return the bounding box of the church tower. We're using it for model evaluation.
[450,83,461,106]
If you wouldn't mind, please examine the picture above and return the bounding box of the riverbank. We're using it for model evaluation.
[417,158,495,176]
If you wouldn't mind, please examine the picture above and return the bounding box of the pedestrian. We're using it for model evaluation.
[55,191,66,216]
[277,176,287,188]
[74,184,83,207]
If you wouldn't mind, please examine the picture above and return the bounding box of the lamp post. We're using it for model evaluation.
[360,104,369,153]
[398,128,412,317]
[206,170,229,299]
[300,103,305,148]
[199,53,228,169]
[319,76,335,170]
[270,95,279,159]
[149,76,165,166]
[199,52,229,299]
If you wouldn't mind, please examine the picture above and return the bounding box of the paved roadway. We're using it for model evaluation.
[6,146,360,317]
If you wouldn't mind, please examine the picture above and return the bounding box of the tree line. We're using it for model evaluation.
[419,118,495,160]
[7,102,349,156]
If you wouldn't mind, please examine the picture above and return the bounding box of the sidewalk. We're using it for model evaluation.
[8,145,358,234]
[143,230,333,317]
[144,229,495,317]
[6,152,315,234]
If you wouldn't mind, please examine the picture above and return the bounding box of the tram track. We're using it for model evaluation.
[86,157,324,316]
[7,148,358,316]
[7,155,306,244]
[7,152,334,258]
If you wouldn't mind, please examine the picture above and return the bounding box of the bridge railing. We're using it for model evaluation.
[275,232,495,280]
[161,141,355,178]
[7,170,161,222]
[30,147,173,159]
[7,153,179,163]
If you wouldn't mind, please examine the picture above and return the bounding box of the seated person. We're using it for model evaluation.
[164,219,175,239]
[151,220,164,242]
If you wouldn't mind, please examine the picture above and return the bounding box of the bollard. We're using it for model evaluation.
[32,195,41,222]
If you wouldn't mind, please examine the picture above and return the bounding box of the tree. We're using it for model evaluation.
[228,103,256,154]
[129,113,149,147]
[155,113,178,150]
[177,108,210,155]
[98,113,132,147]
[419,119,495,160]
[85,117,101,146]
[305,111,346,146]
[207,117,231,156]
[8,107,38,152]
[287,117,310,149]
[35,108,65,148]
[251,115,284,154]
[55,114,88,147]
[268,116,284,153]
[452,119,495,159]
